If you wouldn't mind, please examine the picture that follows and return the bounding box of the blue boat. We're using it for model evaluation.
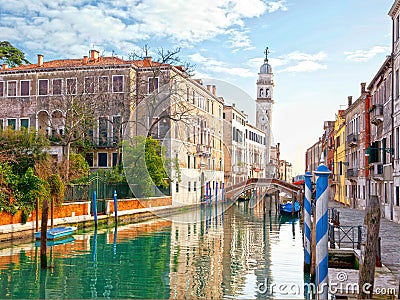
[35,226,77,240]
[279,201,301,216]
[35,236,75,247]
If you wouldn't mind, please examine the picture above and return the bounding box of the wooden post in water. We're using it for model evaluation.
[358,195,381,299]
[291,191,295,216]
[40,199,49,269]
[269,193,272,215]
[35,197,39,232]
[50,195,54,228]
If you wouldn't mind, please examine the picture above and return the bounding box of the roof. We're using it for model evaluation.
[2,56,168,72]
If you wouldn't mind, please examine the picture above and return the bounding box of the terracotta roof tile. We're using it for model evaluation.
[5,56,169,71]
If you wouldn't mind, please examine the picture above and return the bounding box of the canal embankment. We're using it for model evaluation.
[0,200,202,243]
[328,199,400,297]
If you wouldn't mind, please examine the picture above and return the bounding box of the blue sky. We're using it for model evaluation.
[0,0,393,174]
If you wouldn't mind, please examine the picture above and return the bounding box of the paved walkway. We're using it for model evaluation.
[329,200,400,279]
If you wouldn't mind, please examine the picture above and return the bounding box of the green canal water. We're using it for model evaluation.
[0,200,305,299]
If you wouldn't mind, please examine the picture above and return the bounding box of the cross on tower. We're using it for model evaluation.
[264,47,269,62]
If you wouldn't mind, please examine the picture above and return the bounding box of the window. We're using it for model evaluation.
[85,153,94,167]
[99,76,109,93]
[20,80,30,96]
[176,181,179,193]
[112,75,123,93]
[0,82,4,97]
[84,77,95,94]
[7,81,17,97]
[99,117,108,146]
[52,79,62,95]
[188,181,191,192]
[7,119,16,130]
[66,78,77,95]
[193,181,197,192]
[38,79,49,95]
[187,155,191,168]
[20,118,29,129]
[112,152,121,167]
[113,116,122,144]
[148,77,159,93]
[98,153,108,167]
[0,119,3,130]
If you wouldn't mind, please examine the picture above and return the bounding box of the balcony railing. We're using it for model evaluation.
[347,133,358,147]
[346,168,358,178]
[370,104,383,125]
[370,163,384,180]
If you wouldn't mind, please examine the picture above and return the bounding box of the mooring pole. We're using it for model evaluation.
[215,182,219,204]
[40,199,49,269]
[221,183,225,202]
[314,163,331,299]
[113,190,118,225]
[304,171,312,273]
[93,191,98,229]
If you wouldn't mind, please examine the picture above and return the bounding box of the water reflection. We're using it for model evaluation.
[0,199,304,299]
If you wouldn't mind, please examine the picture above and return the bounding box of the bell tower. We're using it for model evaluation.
[256,47,274,176]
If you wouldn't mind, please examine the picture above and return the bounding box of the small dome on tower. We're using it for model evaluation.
[260,61,272,74]
[260,46,272,74]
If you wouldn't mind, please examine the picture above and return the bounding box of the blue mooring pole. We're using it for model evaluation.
[205,182,209,203]
[93,191,98,229]
[304,171,312,273]
[314,163,331,298]
[215,182,219,203]
[221,183,225,202]
[113,190,118,225]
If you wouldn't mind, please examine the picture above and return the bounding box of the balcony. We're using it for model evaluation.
[195,144,212,157]
[232,165,247,175]
[370,163,384,181]
[346,168,358,178]
[347,133,358,147]
[370,104,383,125]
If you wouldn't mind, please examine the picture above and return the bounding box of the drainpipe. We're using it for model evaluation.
[391,16,395,220]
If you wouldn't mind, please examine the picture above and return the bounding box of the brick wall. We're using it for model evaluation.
[107,196,172,214]
[0,202,91,226]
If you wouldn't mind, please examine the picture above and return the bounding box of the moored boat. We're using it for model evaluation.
[279,201,300,216]
[35,226,77,240]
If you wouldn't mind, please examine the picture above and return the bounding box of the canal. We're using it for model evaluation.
[0,200,305,299]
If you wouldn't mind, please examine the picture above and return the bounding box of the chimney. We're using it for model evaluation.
[144,56,152,67]
[206,85,211,92]
[348,96,353,107]
[361,82,366,94]
[232,103,236,107]
[2,64,7,70]
[83,55,88,64]
[90,49,99,61]
[37,54,43,67]
[212,85,216,95]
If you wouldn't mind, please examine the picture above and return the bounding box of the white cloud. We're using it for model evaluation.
[0,0,288,58]
[344,46,389,62]
[280,60,327,73]
[247,50,327,73]
[189,53,254,77]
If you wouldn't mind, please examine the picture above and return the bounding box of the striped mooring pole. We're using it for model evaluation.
[314,163,331,298]
[304,171,312,273]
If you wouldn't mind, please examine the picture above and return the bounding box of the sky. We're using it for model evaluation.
[0,0,393,175]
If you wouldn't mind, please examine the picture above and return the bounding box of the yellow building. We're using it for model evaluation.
[333,110,348,205]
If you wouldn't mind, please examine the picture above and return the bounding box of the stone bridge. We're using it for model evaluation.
[224,178,302,201]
